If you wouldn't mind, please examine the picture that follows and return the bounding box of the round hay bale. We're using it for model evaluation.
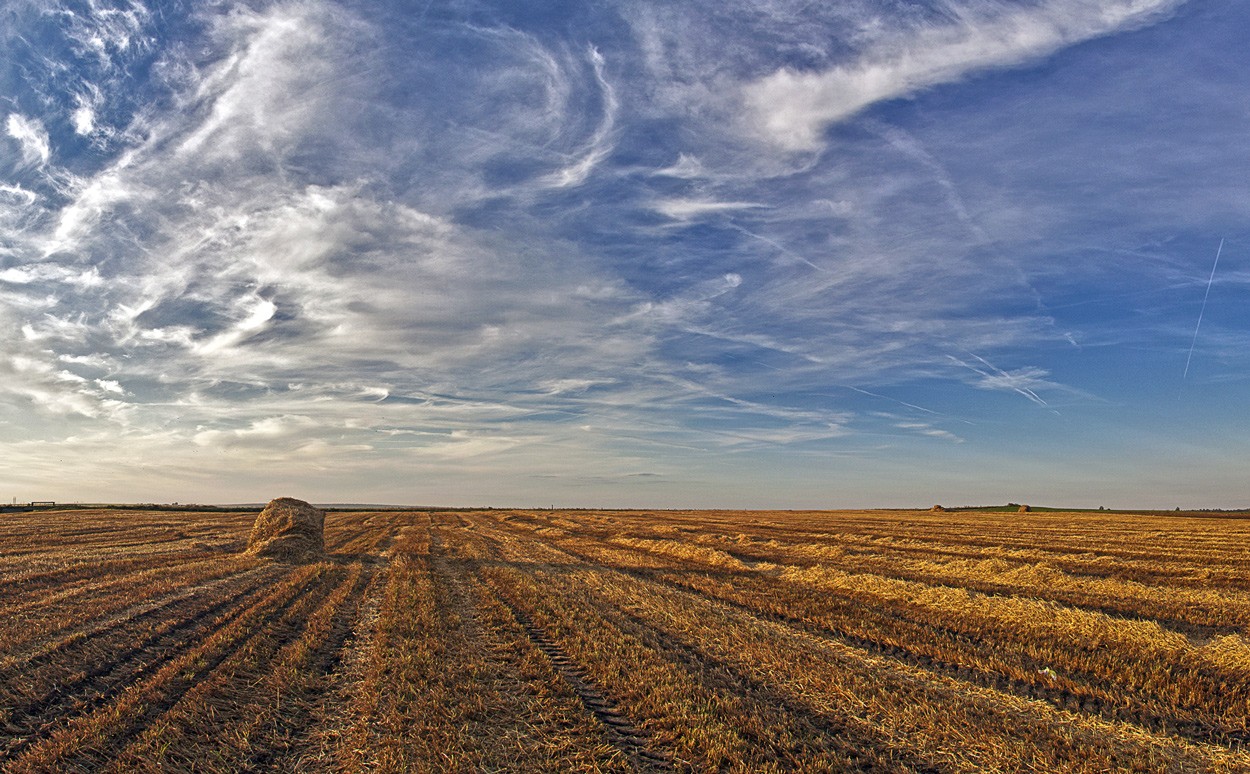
[930,505,945,512]
[1018,504,1031,513]
[246,497,325,561]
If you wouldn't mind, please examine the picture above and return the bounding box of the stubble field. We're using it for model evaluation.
[2,506,1250,772]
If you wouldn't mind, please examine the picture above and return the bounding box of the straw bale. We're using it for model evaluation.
[246,497,325,561]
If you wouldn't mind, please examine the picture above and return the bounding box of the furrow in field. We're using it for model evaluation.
[528,534,1249,770]
[325,514,404,557]
[0,565,280,751]
[428,519,638,772]
[482,513,1250,762]
[337,519,632,772]
[0,579,279,764]
[700,535,1250,632]
[291,559,392,770]
[104,563,368,772]
[5,563,333,773]
[465,518,918,771]
[0,563,270,673]
[549,526,1250,750]
[0,556,259,654]
[486,577,672,772]
[654,564,1248,749]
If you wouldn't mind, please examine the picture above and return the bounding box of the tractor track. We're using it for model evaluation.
[245,562,381,771]
[447,526,671,773]
[487,588,672,773]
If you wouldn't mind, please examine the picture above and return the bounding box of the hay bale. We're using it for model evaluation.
[930,505,945,512]
[1018,504,1031,513]
[246,497,325,561]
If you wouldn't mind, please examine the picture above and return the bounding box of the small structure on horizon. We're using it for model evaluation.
[245,497,325,562]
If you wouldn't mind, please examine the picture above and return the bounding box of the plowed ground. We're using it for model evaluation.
[2,507,1249,772]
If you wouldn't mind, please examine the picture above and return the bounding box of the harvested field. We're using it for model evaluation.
[2,507,1250,772]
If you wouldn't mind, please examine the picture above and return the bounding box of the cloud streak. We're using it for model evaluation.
[742,0,1185,150]
[541,46,619,188]
[6,114,51,167]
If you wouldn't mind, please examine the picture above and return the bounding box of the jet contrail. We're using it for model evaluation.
[1183,238,1224,380]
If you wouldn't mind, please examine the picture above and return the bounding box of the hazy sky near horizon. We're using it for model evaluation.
[1,0,1247,508]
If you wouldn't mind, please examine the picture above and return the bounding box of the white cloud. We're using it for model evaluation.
[174,5,347,160]
[193,296,277,356]
[654,153,705,179]
[5,0,1219,507]
[71,83,104,137]
[743,0,1185,150]
[405,430,526,460]
[21,313,91,344]
[0,353,114,419]
[45,170,134,256]
[193,415,320,448]
[72,106,96,136]
[541,378,614,395]
[6,114,51,166]
[541,46,619,188]
[0,184,38,206]
[62,0,151,65]
[95,379,126,395]
[653,198,766,221]
[950,354,1056,407]
[0,263,103,287]
[895,421,964,443]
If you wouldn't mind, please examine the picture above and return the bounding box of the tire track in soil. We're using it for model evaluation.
[482,582,672,773]
[431,519,651,770]
[452,517,668,771]
[292,560,391,770]
[7,567,338,770]
[464,523,921,772]
[0,567,281,762]
[487,519,1250,754]
[248,562,382,771]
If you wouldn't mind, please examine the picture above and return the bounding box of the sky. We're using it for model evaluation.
[1,0,1248,509]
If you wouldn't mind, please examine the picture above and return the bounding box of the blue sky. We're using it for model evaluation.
[1,0,1247,508]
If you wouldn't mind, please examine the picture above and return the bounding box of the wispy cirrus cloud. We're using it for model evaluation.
[0,2,674,495]
[652,198,767,222]
[948,354,1056,408]
[6,114,51,167]
[894,421,964,444]
[541,46,619,189]
[742,0,1186,150]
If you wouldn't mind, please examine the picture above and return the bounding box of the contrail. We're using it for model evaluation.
[1183,238,1224,380]
[726,223,830,273]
